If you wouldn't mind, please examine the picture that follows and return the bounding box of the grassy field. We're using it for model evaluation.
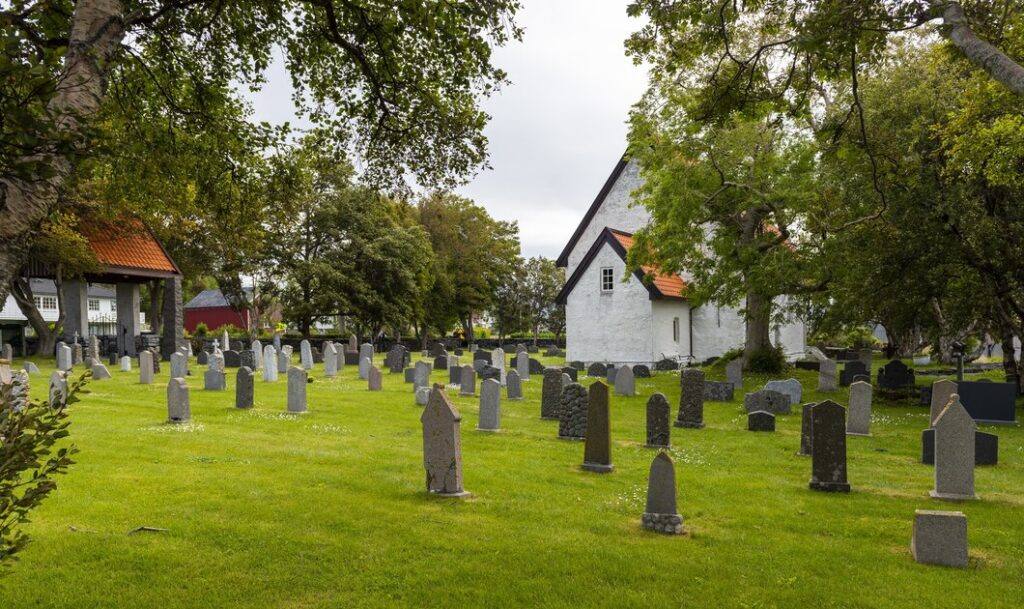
[1,352,1022,608]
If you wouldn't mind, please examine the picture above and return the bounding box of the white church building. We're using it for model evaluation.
[555,155,806,366]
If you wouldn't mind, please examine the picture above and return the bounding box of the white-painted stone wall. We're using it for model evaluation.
[690,304,746,362]
[651,300,691,363]
[565,160,648,276]
[565,242,654,365]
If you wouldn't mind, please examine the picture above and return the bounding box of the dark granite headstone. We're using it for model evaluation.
[839,361,868,387]
[570,361,585,371]
[878,360,915,389]
[561,367,578,382]
[541,368,562,419]
[582,381,613,472]
[747,410,776,432]
[474,350,491,362]
[632,364,651,378]
[223,350,241,368]
[794,360,821,371]
[404,368,415,383]
[606,366,617,384]
[587,362,607,377]
[799,403,815,456]
[239,350,255,369]
[454,349,464,356]
[654,358,680,372]
[429,343,447,358]
[702,380,734,402]
[641,453,683,534]
[108,352,117,366]
[646,393,671,448]
[449,366,461,384]
[921,429,998,465]
[197,350,209,366]
[343,351,360,366]
[743,390,791,415]
[809,400,850,492]
[675,368,705,428]
[528,358,545,374]
[235,367,254,409]
[479,365,501,382]
[956,380,1017,424]
[433,356,448,371]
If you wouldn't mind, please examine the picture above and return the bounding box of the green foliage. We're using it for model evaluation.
[193,323,209,338]
[810,326,882,350]
[745,345,787,375]
[0,368,83,572]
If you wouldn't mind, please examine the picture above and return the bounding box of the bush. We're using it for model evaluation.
[194,322,209,337]
[746,345,788,374]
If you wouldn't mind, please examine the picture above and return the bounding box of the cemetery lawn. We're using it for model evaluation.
[2,355,1023,609]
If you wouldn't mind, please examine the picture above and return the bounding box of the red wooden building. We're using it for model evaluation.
[184,289,250,333]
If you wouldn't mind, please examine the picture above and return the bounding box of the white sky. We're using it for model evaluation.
[246,1,648,259]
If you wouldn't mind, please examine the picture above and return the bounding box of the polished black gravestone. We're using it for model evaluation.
[223,350,241,368]
[921,429,998,465]
[956,381,1017,424]
[582,381,613,473]
[747,410,776,432]
[839,361,868,387]
[877,360,915,390]
[809,400,851,492]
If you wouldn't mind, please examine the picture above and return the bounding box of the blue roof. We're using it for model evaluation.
[184,289,231,309]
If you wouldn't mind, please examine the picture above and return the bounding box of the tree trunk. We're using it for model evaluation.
[9,276,63,356]
[462,313,475,345]
[0,0,127,303]
[1000,329,1020,394]
[742,288,772,361]
[936,2,1024,98]
[148,281,163,335]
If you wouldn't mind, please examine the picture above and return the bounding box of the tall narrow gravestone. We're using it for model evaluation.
[646,393,671,448]
[929,379,958,427]
[641,452,683,535]
[421,386,469,497]
[809,400,850,492]
[252,340,263,370]
[459,365,476,397]
[558,383,588,440]
[139,350,154,385]
[847,381,873,436]
[930,395,977,501]
[358,343,374,379]
[818,358,837,392]
[277,350,289,378]
[614,365,635,397]
[675,368,705,428]
[582,381,613,473]
[516,351,530,381]
[120,356,132,372]
[167,378,191,423]
[368,365,383,391]
[506,370,523,400]
[541,368,562,420]
[323,343,338,377]
[726,359,743,390]
[263,346,278,382]
[491,348,505,373]
[222,329,231,354]
[287,367,308,414]
[205,354,226,390]
[171,352,187,380]
[236,367,254,409]
[414,361,432,392]
[300,339,313,370]
[478,378,502,431]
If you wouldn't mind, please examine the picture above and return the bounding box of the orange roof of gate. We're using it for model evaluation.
[79,217,180,275]
[608,229,687,298]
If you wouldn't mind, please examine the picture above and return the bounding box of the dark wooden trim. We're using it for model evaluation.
[555,227,668,305]
[555,153,630,268]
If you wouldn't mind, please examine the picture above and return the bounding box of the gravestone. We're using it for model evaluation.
[415,386,431,406]
[347,334,357,353]
[911,510,968,568]
[568,360,583,371]
[930,396,976,500]
[809,400,851,492]
[587,362,607,377]
[287,367,308,414]
[204,363,226,391]
[277,350,290,377]
[223,350,241,368]
[506,370,523,400]
[368,366,382,391]
[474,350,491,362]
[358,343,374,377]
[430,343,447,358]
[582,381,613,473]
[167,378,191,423]
[222,330,230,355]
[645,393,671,448]
[614,365,635,397]
[921,429,998,466]
[561,367,578,383]
[236,367,254,409]
[22,361,40,375]
[71,343,82,366]
[120,356,132,372]
[878,360,915,390]
[448,354,460,371]
[839,361,868,387]
[421,386,469,497]
[764,378,802,404]
[744,390,791,415]
[343,351,360,366]
[252,340,263,370]
[208,351,225,373]
[148,348,161,374]
[57,344,72,371]
[702,380,734,402]
[139,350,154,384]
[273,333,283,352]
[516,352,530,380]
[323,343,338,377]
[606,366,618,384]
[726,359,743,389]
[675,368,705,428]
[88,335,99,360]
[847,381,873,436]
[405,368,416,383]
[108,352,117,366]
[433,356,448,371]
[632,364,651,378]
[642,453,683,535]
[91,363,112,380]
[84,356,94,370]
[956,380,1017,424]
[747,410,776,432]
[48,371,68,407]
[197,350,209,366]
[857,349,873,373]
[558,382,588,440]
[414,361,432,392]
[239,350,255,369]
[1,343,12,361]
[541,368,562,419]
[478,378,502,431]
[492,348,505,373]
[459,365,476,397]
[472,359,487,373]
[448,366,460,385]
[528,358,545,375]
[263,346,278,382]
[818,358,837,392]
[929,379,958,426]
[561,373,572,390]
[300,340,313,370]
[478,365,501,383]
[799,403,815,456]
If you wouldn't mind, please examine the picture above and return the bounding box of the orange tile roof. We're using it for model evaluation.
[608,229,687,298]
[80,217,179,274]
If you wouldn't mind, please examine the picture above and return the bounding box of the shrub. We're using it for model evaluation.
[746,345,788,374]
[194,322,209,337]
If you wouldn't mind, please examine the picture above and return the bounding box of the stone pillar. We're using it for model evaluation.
[116,283,141,357]
[161,276,184,361]
[60,279,89,342]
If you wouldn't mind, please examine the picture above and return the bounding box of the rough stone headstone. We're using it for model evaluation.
[558,382,588,440]
[429,343,447,358]
[702,380,734,402]
[747,410,776,432]
[529,358,545,375]
[614,365,635,397]
[48,371,68,407]
[506,370,522,400]
[236,367,254,409]
[57,344,72,371]
[847,381,873,436]
[368,365,382,391]
[642,453,683,534]
[764,378,802,404]
[91,363,112,380]
[541,368,562,420]
[744,390,791,415]
[799,403,815,456]
[421,386,469,497]
[582,381,613,473]
[71,343,83,366]
[818,358,837,392]
[809,400,851,492]
[478,378,502,431]
[726,359,743,390]
[930,395,976,501]
[516,352,530,381]
[167,378,190,423]
[459,365,476,397]
[675,368,705,428]
[878,359,915,389]
[929,379,958,427]
[646,393,671,448]
[223,350,241,368]
[120,356,132,372]
[263,346,278,382]
[239,350,255,369]
[433,355,448,371]
[139,350,154,384]
[347,334,357,353]
[911,510,968,568]
[88,335,100,360]
[587,362,608,377]
[300,340,313,370]
[839,361,868,387]
[1,343,13,361]
[287,367,308,414]
[415,386,431,406]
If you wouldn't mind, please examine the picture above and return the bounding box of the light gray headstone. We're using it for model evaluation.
[818,358,837,392]
[120,356,132,372]
[263,345,278,381]
[358,343,374,378]
[359,355,372,380]
[48,370,68,407]
[368,365,382,391]
[561,373,572,390]
[252,340,263,370]
[273,333,282,351]
[448,354,460,370]
[1,343,12,361]
[726,359,743,390]
[930,395,976,500]
[743,389,791,415]
[171,352,187,379]
[414,361,432,392]
[847,381,872,436]
[642,452,683,534]
[167,378,190,423]
[929,379,958,427]
[516,351,529,380]
[204,367,226,391]
[71,343,83,366]
[139,350,154,384]
[91,363,112,380]
[323,342,338,377]
[415,386,431,406]
[222,329,231,353]
[421,386,468,497]
[912,510,968,568]
[287,367,308,413]
[764,378,801,404]
[614,364,635,397]
[459,365,476,396]
[57,344,72,372]
[300,339,313,370]
[22,361,40,375]
[478,378,502,431]
[491,348,505,372]
[277,349,290,377]
[506,370,522,400]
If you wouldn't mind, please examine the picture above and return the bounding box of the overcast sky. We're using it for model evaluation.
[247,1,648,259]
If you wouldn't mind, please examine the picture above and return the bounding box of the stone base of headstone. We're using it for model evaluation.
[428,489,471,498]
[928,489,977,502]
[911,510,968,567]
[581,462,614,473]
[673,420,705,429]
[641,512,683,535]
[809,479,850,493]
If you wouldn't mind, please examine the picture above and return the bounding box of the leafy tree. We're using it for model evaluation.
[492,259,529,340]
[0,0,523,303]
[523,257,564,343]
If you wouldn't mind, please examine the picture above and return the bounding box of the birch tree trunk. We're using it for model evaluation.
[936,2,1024,97]
[0,0,126,303]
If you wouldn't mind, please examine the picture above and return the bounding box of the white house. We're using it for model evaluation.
[555,155,806,366]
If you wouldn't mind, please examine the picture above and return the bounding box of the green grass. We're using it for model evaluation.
[1,354,1022,608]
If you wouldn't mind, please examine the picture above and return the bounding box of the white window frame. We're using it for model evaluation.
[600,267,614,292]
[88,298,100,312]
[40,296,57,310]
